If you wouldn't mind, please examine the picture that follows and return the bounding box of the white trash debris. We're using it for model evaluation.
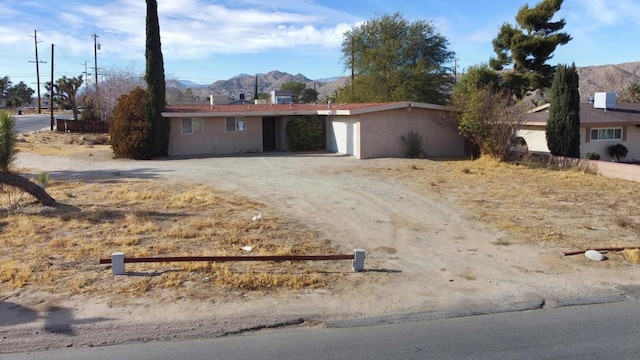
[585,250,605,261]
[241,246,253,252]
[251,212,262,221]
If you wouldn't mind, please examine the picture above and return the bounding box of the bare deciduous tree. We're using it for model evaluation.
[81,67,144,122]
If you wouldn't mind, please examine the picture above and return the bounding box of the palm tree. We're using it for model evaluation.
[619,82,640,103]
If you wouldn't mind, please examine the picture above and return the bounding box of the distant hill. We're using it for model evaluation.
[167,70,348,102]
[166,61,640,104]
[577,61,640,101]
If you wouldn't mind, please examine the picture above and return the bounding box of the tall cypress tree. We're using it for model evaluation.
[145,0,168,157]
[254,75,259,101]
[546,63,580,157]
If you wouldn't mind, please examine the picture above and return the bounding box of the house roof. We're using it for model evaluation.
[526,103,640,126]
[162,101,453,118]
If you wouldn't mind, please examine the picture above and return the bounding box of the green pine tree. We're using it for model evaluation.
[491,0,571,98]
[546,63,580,158]
[145,0,169,157]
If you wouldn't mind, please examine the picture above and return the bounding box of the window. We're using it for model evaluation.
[226,117,246,132]
[181,118,203,134]
[590,128,622,141]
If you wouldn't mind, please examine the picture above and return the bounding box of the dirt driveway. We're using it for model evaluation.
[4,151,636,351]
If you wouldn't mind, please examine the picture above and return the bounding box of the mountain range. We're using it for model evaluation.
[166,71,348,102]
[577,61,640,101]
[166,61,640,103]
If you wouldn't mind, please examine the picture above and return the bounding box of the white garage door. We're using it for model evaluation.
[328,120,358,156]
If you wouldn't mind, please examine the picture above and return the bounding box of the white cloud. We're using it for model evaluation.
[0,4,20,18]
[0,0,359,81]
[575,0,640,26]
[0,26,26,45]
[44,0,352,59]
[51,0,359,61]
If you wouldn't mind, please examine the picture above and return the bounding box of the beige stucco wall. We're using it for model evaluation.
[355,107,464,159]
[168,116,263,156]
[581,126,640,162]
[519,125,640,161]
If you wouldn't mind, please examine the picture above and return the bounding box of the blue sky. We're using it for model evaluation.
[1,0,639,93]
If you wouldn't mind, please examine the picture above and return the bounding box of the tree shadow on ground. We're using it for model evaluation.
[36,207,191,224]
[0,301,112,336]
[20,167,175,184]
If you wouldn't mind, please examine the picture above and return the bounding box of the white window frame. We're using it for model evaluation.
[225,117,246,132]
[590,127,622,141]
[181,117,203,134]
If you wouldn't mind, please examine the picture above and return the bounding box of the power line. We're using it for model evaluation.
[54,45,84,66]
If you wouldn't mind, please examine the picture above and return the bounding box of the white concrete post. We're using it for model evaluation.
[112,252,125,276]
[353,249,365,272]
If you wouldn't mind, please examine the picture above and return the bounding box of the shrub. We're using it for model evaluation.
[35,172,50,189]
[110,87,152,159]
[401,131,425,158]
[286,116,323,151]
[608,144,628,162]
[585,152,601,160]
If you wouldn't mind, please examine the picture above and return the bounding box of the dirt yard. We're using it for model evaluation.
[2,131,639,353]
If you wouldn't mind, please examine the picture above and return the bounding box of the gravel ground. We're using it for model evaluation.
[2,150,636,353]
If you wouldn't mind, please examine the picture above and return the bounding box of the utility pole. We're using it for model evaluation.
[83,61,92,86]
[93,34,99,93]
[453,58,459,83]
[50,43,54,130]
[29,30,46,114]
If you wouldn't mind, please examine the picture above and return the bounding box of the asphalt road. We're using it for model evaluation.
[14,113,73,133]
[7,300,640,360]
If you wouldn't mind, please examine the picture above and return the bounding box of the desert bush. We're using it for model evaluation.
[286,116,323,151]
[35,172,50,189]
[448,86,527,162]
[585,152,601,160]
[110,87,152,159]
[402,130,425,158]
[608,144,628,162]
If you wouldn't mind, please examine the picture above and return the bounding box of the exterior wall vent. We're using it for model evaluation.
[593,92,617,110]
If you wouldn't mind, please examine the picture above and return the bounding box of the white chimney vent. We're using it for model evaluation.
[594,92,616,110]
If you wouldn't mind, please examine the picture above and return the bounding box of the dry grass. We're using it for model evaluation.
[0,178,345,300]
[17,132,111,156]
[621,249,640,264]
[357,156,640,252]
[7,132,640,302]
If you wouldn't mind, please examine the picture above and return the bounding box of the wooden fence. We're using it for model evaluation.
[100,250,366,275]
[56,119,109,134]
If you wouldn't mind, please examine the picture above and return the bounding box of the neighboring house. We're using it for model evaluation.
[520,94,640,162]
[271,90,292,104]
[161,101,465,159]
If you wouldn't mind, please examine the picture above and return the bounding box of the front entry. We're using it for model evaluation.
[262,117,276,151]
